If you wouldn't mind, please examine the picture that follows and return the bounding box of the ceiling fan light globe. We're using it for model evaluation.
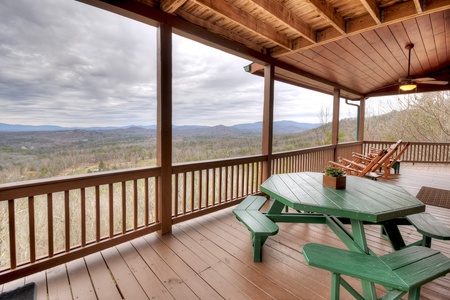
[399,83,417,91]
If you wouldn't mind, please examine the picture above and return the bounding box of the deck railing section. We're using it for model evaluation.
[271,145,338,174]
[363,141,450,163]
[0,167,161,284]
[172,156,266,223]
[269,142,362,174]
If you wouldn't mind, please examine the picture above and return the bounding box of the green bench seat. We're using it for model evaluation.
[381,212,450,250]
[233,195,278,262]
[407,212,450,247]
[302,243,450,300]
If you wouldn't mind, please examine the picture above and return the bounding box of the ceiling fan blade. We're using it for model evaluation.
[411,77,437,82]
[416,80,448,85]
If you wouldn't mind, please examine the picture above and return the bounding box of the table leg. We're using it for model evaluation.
[381,224,406,250]
[351,219,370,254]
[266,199,286,214]
[351,219,377,299]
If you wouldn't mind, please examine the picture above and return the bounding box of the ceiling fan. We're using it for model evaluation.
[398,43,448,91]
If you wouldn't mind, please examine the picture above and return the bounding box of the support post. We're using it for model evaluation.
[157,23,172,235]
[358,97,365,142]
[262,64,274,181]
[331,88,340,161]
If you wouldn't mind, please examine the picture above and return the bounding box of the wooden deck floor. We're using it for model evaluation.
[1,163,450,299]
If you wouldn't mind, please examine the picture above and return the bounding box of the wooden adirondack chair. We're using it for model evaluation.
[344,140,409,179]
[376,140,410,178]
[351,147,384,164]
[328,149,387,178]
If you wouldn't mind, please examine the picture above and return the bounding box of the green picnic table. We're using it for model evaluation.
[259,172,442,299]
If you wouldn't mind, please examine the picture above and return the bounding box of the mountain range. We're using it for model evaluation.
[0,121,320,134]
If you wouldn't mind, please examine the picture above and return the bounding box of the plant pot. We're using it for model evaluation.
[323,175,346,189]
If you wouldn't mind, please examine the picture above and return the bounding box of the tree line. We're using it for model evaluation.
[0,91,448,184]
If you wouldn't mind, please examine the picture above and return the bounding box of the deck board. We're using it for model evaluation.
[144,234,222,299]
[1,163,450,299]
[84,252,122,300]
[46,264,72,299]
[66,258,97,300]
[102,246,150,300]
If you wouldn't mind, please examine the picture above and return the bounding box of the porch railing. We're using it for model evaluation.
[171,156,266,224]
[363,141,450,163]
[0,141,448,284]
[0,168,161,283]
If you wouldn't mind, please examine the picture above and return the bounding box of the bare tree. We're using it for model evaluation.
[391,92,449,142]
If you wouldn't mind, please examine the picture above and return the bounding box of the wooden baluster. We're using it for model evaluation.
[190,171,194,213]
[182,173,186,214]
[109,183,114,238]
[95,186,100,242]
[8,199,16,269]
[144,178,149,225]
[174,174,179,216]
[28,196,36,263]
[80,188,86,247]
[133,179,138,230]
[64,190,70,252]
[218,167,223,203]
[197,170,202,210]
[155,177,159,223]
[246,163,250,195]
[230,165,235,200]
[224,166,229,202]
[48,193,54,256]
[121,181,126,234]
[205,169,209,207]
[212,168,217,205]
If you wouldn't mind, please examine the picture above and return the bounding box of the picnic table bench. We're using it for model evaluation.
[381,212,450,249]
[303,243,450,300]
[407,212,450,247]
[232,195,278,262]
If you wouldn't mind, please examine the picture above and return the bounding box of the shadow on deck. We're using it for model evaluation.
[2,163,450,299]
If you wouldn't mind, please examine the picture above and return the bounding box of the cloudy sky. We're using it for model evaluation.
[0,0,359,127]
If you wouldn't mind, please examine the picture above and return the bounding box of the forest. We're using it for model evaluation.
[0,91,448,185]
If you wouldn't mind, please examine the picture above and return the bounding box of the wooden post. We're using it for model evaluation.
[331,88,340,161]
[262,64,275,181]
[157,23,173,235]
[358,97,365,142]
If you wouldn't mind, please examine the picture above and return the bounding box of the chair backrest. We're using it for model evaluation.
[387,141,409,167]
[370,140,402,171]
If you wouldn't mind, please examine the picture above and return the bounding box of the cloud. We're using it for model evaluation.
[0,0,336,128]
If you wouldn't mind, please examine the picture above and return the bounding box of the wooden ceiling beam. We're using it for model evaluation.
[161,0,187,13]
[248,0,316,44]
[412,0,423,13]
[305,0,347,34]
[194,0,292,50]
[359,0,381,24]
[273,0,450,58]
[174,8,266,53]
[424,0,450,13]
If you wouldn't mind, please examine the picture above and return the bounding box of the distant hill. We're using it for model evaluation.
[235,120,319,134]
[0,121,320,134]
[0,123,125,132]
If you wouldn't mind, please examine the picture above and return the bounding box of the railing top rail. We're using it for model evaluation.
[172,155,266,173]
[364,141,450,146]
[0,166,161,201]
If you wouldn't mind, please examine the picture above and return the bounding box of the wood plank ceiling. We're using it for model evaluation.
[84,0,450,100]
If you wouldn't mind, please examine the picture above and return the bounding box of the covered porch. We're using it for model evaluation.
[1,0,450,298]
[1,164,449,299]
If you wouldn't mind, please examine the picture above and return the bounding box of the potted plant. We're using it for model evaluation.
[323,166,346,189]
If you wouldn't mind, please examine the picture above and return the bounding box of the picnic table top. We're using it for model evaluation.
[260,172,425,223]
